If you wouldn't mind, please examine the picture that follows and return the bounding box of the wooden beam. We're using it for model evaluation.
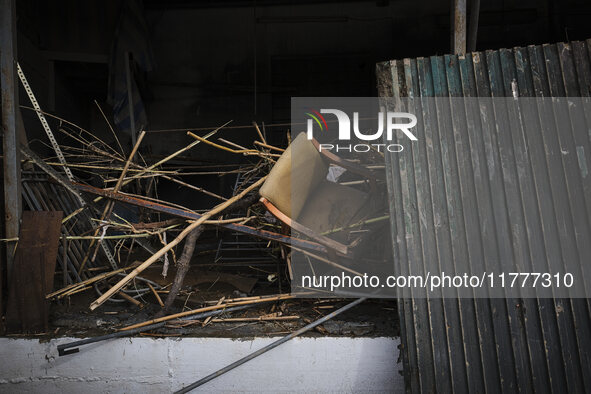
[453,0,467,55]
[468,0,480,52]
[1,0,21,278]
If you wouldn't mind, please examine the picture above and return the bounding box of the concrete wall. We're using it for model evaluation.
[0,336,402,393]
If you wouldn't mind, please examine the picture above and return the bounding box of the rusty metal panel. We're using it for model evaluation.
[5,211,62,333]
[377,39,591,393]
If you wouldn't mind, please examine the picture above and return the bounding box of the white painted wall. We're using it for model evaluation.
[0,336,403,393]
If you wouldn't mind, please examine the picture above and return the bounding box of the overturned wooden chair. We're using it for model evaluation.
[259,132,377,255]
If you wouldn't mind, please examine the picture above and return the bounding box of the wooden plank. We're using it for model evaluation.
[5,211,63,333]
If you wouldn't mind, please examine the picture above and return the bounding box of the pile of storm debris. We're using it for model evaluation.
[3,68,394,389]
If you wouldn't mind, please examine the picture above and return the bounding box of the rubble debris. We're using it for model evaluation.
[78,130,147,274]
[88,176,268,311]
[73,181,327,253]
[6,72,392,372]
[120,293,295,331]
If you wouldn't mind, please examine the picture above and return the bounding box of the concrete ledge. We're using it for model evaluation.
[0,336,402,393]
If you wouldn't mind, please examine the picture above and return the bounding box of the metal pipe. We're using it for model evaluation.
[175,298,366,393]
[57,304,256,356]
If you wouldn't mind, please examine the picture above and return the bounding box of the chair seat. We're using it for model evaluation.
[297,180,369,243]
[259,132,371,248]
[259,132,327,219]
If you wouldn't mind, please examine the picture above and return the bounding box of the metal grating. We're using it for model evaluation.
[376,39,591,393]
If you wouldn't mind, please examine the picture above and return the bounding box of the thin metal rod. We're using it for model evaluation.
[57,304,255,356]
[175,298,366,393]
[125,51,137,146]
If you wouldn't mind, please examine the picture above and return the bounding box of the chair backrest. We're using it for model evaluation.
[259,132,328,218]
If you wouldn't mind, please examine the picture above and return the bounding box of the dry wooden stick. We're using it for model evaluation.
[254,140,285,152]
[148,283,164,307]
[290,245,363,276]
[188,132,260,154]
[78,131,146,274]
[202,296,225,327]
[63,121,230,224]
[211,315,299,323]
[217,138,250,151]
[202,293,302,305]
[89,176,267,311]
[203,216,254,225]
[94,99,124,156]
[47,261,142,299]
[252,121,267,144]
[43,162,173,173]
[188,132,280,159]
[119,293,295,331]
[66,285,92,296]
[118,291,143,307]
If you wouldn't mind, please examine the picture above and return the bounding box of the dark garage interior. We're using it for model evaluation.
[1,0,591,392]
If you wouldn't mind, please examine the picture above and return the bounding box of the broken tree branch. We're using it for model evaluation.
[254,140,284,152]
[148,282,164,307]
[252,121,267,144]
[159,227,203,314]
